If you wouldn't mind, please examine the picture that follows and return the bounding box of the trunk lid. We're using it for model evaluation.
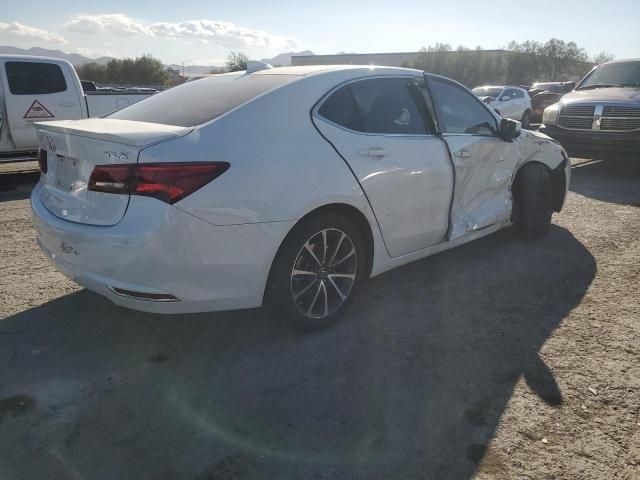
[35,119,192,226]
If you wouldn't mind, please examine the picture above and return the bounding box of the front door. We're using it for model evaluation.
[313,76,453,257]
[426,75,520,239]
[0,60,83,151]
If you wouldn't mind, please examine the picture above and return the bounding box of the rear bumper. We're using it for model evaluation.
[31,182,293,314]
[540,125,640,161]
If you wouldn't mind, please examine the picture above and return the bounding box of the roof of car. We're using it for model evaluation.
[602,57,640,64]
[0,54,73,64]
[251,64,423,76]
[474,85,526,90]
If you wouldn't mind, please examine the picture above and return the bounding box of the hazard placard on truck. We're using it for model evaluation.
[23,100,55,121]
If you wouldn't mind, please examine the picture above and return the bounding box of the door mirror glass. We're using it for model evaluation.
[499,118,521,139]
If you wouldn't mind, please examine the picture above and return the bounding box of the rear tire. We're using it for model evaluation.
[512,163,553,239]
[267,212,367,332]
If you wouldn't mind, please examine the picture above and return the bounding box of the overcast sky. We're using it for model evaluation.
[1,0,638,65]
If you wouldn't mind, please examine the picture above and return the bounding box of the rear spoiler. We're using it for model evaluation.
[35,118,193,147]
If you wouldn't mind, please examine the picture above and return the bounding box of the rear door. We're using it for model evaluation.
[425,75,520,240]
[0,59,83,150]
[313,76,453,257]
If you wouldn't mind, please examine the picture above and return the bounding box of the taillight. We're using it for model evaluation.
[88,162,229,204]
[88,165,133,194]
[37,148,48,174]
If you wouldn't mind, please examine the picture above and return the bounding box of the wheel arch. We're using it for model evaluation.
[512,159,566,213]
[263,202,376,303]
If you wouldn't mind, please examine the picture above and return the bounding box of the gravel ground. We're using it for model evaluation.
[0,159,638,480]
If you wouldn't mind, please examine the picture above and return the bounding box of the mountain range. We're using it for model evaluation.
[0,46,315,73]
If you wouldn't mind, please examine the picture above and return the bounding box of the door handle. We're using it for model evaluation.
[357,147,387,159]
[453,149,470,159]
[58,101,76,107]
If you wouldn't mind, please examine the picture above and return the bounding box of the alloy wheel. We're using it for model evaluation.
[290,228,357,319]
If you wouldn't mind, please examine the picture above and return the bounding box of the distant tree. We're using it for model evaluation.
[226,52,249,72]
[409,38,600,87]
[592,51,615,65]
[506,40,544,84]
[74,55,168,86]
[540,38,589,81]
[75,62,108,83]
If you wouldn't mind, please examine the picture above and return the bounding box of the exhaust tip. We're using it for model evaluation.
[109,286,179,302]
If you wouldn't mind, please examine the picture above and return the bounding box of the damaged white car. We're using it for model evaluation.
[31,65,570,330]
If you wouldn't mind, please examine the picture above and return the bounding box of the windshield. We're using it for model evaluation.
[109,73,298,127]
[472,86,503,98]
[578,61,640,89]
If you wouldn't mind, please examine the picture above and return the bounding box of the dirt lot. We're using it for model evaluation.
[0,159,638,480]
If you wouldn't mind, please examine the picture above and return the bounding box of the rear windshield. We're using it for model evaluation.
[109,73,298,127]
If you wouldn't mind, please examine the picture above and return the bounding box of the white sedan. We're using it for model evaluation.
[31,65,570,330]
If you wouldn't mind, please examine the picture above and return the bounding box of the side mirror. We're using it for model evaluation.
[500,95,511,102]
[499,118,521,140]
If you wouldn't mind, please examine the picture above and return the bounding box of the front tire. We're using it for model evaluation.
[512,163,553,238]
[521,109,531,129]
[268,212,367,331]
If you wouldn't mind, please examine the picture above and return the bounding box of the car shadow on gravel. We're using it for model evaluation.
[0,226,595,480]
[570,159,640,206]
[0,171,38,201]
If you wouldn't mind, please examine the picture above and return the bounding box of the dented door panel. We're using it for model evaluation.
[445,134,519,239]
[445,129,566,240]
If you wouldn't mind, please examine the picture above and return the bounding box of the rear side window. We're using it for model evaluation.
[5,61,67,95]
[318,77,429,135]
[318,85,361,131]
[109,74,298,127]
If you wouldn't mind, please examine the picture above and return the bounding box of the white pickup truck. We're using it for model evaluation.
[0,55,153,162]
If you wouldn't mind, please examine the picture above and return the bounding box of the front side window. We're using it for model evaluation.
[428,77,497,135]
[5,62,67,95]
[318,77,429,135]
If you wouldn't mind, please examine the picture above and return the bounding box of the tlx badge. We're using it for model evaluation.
[104,151,129,160]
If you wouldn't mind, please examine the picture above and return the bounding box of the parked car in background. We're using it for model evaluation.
[528,81,576,123]
[472,85,532,127]
[541,58,640,161]
[0,55,154,162]
[32,65,569,330]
